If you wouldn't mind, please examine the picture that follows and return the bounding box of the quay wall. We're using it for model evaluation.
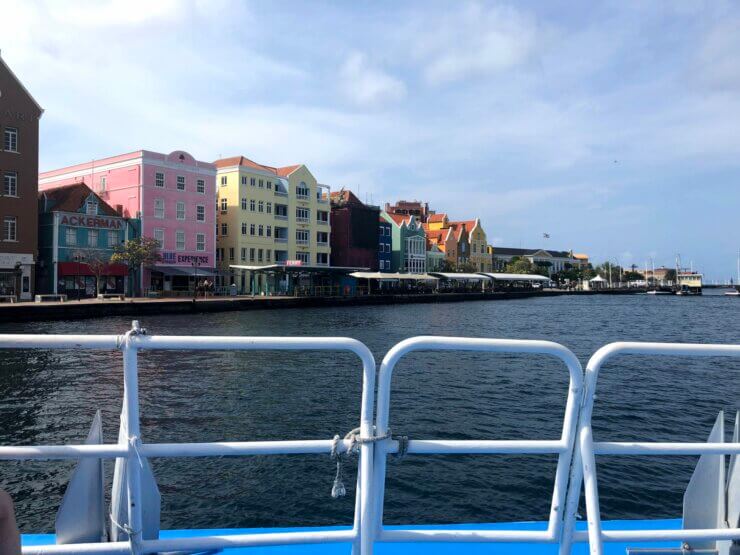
[0,289,643,324]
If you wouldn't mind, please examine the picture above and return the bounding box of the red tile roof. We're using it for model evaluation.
[427,213,447,223]
[214,156,302,177]
[38,182,118,216]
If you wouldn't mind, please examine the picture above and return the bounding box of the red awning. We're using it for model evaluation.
[58,262,128,277]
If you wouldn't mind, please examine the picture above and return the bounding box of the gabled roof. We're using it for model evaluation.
[38,182,118,216]
[386,213,412,226]
[214,156,302,178]
[0,54,43,116]
[330,189,364,207]
[427,213,447,224]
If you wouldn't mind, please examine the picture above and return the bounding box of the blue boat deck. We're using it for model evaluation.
[22,519,682,553]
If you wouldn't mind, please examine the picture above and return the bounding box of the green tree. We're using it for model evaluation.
[439,258,457,272]
[85,249,112,297]
[506,256,537,274]
[623,270,644,282]
[111,237,162,296]
[457,261,478,273]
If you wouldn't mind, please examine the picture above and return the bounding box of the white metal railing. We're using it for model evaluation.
[0,322,377,555]
[1,328,739,555]
[371,336,583,546]
[561,341,740,555]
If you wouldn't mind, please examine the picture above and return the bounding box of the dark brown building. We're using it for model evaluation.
[0,54,42,300]
[330,189,380,270]
[384,199,434,223]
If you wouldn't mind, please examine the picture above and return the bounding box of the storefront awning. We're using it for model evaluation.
[152,266,217,277]
[230,264,366,274]
[478,272,550,281]
[429,272,492,281]
[58,262,128,277]
[350,272,439,281]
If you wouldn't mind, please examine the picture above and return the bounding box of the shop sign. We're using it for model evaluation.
[60,213,123,229]
[161,252,210,265]
[0,253,34,268]
[285,260,303,267]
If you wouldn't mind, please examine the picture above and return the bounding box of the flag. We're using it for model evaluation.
[543,233,550,239]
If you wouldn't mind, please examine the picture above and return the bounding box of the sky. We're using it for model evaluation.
[2,0,739,280]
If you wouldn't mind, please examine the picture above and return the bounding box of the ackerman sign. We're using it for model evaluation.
[59,212,124,230]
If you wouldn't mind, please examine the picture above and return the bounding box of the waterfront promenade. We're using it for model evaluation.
[0,289,643,323]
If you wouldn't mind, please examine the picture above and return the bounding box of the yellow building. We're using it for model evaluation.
[424,214,492,271]
[214,156,331,293]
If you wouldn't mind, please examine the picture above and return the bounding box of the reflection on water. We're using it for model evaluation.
[0,292,737,532]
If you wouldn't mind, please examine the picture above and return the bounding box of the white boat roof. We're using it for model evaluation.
[429,272,491,280]
[479,272,550,281]
[350,272,439,280]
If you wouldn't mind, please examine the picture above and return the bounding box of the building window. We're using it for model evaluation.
[241,198,247,210]
[266,249,272,262]
[220,198,227,212]
[258,201,264,213]
[3,127,18,152]
[267,181,272,190]
[241,223,247,235]
[250,199,255,212]
[196,205,205,222]
[250,224,255,235]
[249,248,255,262]
[258,224,263,236]
[258,179,264,188]
[197,179,205,194]
[296,229,309,245]
[177,201,186,220]
[317,210,328,223]
[86,199,98,215]
[379,260,385,270]
[155,172,164,187]
[65,227,77,246]
[296,251,310,264]
[250,178,255,187]
[296,207,310,222]
[154,228,164,248]
[257,248,263,262]
[108,230,120,247]
[176,230,185,250]
[221,223,228,236]
[154,198,164,218]
[176,176,185,190]
[317,231,328,245]
[266,202,272,214]
[88,229,98,247]
[220,176,227,186]
[266,225,272,237]
[196,233,205,251]
[99,176,107,192]
[3,172,18,196]
[241,176,247,185]
[275,204,288,218]
[229,247,235,261]
[240,247,247,261]
[316,252,328,265]
[296,181,309,198]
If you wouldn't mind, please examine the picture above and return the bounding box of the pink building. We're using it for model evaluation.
[39,150,216,294]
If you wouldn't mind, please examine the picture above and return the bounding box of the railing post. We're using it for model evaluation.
[122,322,144,553]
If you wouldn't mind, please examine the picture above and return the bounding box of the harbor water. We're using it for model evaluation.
[0,292,737,533]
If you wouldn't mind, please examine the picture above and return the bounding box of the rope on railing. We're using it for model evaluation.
[329,427,394,498]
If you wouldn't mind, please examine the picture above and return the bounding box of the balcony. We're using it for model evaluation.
[317,240,328,247]
[317,184,330,203]
[274,190,288,197]
[315,260,329,266]
[296,216,309,224]
[316,219,328,226]
[274,237,288,244]
[296,239,309,246]
[274,214,288,220]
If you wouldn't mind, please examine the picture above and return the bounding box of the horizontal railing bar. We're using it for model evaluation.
[600,528,740,542]
[379,528,554,542]
[594,441,740,455]
[0,440,363,460]
[140,529,356,552]
[22,541,130,554]
[383,439,567,455]
[132,335,370,352]
[0,335,121,350]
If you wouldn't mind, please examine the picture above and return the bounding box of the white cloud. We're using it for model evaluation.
[339,52,407,107]
[411,3,540,84]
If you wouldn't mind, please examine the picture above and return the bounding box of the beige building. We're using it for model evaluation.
[214,156,330,293]
[423,214,492,271]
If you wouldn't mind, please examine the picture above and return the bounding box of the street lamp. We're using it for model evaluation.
[191,258,202,301]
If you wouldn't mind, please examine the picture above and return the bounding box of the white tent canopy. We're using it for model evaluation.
[589,275,607,282]
[350,272,438,281]
[479,273,550,282]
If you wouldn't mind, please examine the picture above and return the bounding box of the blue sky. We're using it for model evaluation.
[2,0,739,280]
